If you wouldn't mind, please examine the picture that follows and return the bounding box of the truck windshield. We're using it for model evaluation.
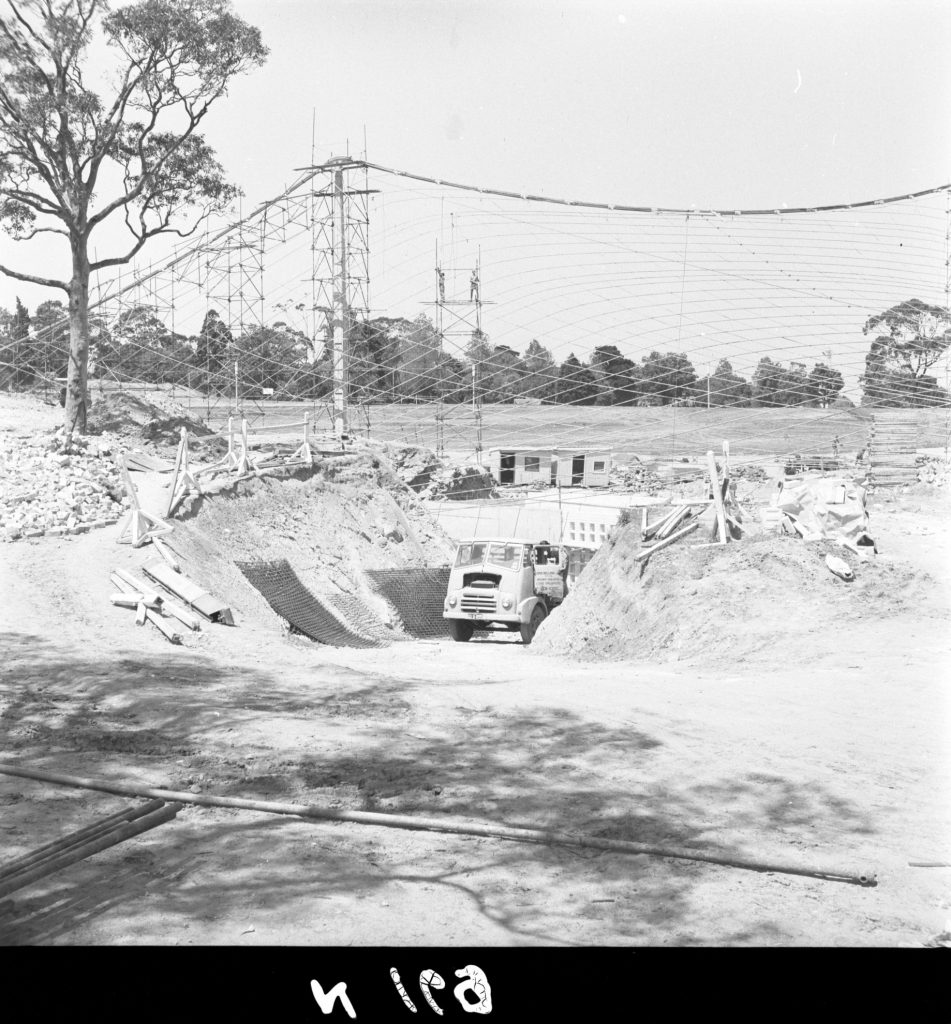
[486,543,530,570]
[454,543,487,567]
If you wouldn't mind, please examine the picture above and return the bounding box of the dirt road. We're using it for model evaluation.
[1,475,949,945]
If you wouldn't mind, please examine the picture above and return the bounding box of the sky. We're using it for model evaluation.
[2,0,950,389]
[214,0,951,209]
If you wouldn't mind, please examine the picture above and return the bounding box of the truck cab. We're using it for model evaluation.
[443,538,567,644]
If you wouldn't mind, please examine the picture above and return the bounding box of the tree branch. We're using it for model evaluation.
[4,0,54,57]
[10,224,69,241]
[0,261,68,291]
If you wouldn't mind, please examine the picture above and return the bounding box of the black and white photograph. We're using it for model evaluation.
[0,0,948,1013]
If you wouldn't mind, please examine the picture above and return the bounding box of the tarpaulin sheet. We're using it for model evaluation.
[365,566,452,639]
[772,476,875,549]
[236,559,382,648]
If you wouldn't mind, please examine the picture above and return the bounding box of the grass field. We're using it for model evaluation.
[184,398,949,464]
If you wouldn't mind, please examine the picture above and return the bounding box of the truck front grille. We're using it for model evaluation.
[461,593,496,613]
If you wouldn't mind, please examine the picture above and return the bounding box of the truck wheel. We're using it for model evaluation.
[520,604,547,645]
[448,619,474,642]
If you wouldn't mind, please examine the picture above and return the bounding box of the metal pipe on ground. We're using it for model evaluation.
[0,764,877,887]
[0,801,182,899]
[0,799,167,880]
[636,520,700,562]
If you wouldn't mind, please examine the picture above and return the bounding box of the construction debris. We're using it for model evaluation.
[384,443,499,501]
[0,430,125,541]
[609,461,665,492]
[110,569,184,644]
[916,455,949,487]
[825,554,855,582]
[142,562,235,625]
[769,476,876,553]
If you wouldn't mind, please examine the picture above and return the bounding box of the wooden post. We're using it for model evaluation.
[152,536,180,572]
[165,429,186,518]
[707,450,728,544]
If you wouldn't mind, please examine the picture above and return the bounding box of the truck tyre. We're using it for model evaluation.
[520,604,547,645]
[448,619,474,642]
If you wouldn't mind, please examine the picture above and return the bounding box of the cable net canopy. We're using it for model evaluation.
[17,162,949,459]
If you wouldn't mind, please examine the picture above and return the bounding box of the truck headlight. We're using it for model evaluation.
[500,594,513,610]
[447,594,458,608]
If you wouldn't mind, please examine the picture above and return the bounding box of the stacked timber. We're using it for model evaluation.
[869,413,920,487]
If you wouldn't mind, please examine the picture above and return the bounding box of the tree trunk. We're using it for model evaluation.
[64,246,91,438]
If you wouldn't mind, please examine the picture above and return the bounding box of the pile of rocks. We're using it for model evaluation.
[383,442,498,501]
[418,465,499,501]
[916,455,949,486]
[383,443,443,492]
[730,464,770,483]
[1,430,128,541]
[609,462,664,493]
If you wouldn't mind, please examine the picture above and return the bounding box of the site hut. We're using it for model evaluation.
[551,449,612,487]
[487,447,612,488]
[487,447,556,486]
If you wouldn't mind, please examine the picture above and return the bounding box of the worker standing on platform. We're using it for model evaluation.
[436,267,445,301]
[470,268,480,302]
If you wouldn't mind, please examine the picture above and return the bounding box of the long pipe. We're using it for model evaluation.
[0,799,166,880]
[0,764,877,887]
[636,520,700,562]
[0,802,181,899]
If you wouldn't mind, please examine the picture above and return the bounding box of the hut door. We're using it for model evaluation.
[500,452,515,485]
[571,456,585,485]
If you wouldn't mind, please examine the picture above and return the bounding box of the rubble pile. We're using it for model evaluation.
[419,465,499,501]
[383,443,498,501]
[383,443,443,492]
[916,455,949,486]
[0,430,127,540]
[730,464,769,483]
[609,462,664,493]
[88,391,214,451]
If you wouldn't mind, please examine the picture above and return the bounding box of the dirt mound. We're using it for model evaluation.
[382,442,498,500]
[164,450,455,642]
[88,391,213,448]
[533,525,943,664]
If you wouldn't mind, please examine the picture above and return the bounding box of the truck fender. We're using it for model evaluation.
[517,595,546,623]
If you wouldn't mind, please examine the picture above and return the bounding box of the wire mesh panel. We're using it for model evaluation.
[329,592,406,645]
[236,559,383,648]
[364,566,452,639]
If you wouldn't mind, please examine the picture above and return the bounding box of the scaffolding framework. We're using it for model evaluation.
[59,159,376,434]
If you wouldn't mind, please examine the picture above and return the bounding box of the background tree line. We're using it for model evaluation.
[1,296,948,408]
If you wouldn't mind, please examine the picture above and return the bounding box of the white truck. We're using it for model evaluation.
[443,538,568,644]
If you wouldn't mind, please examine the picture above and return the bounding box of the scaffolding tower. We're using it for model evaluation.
[427,245,491,463]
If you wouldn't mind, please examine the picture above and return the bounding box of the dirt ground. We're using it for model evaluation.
[1,392,949,947]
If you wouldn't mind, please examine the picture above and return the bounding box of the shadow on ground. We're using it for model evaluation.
[0,630,877,945]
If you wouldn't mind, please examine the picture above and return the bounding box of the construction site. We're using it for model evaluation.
[1,156,950,949]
